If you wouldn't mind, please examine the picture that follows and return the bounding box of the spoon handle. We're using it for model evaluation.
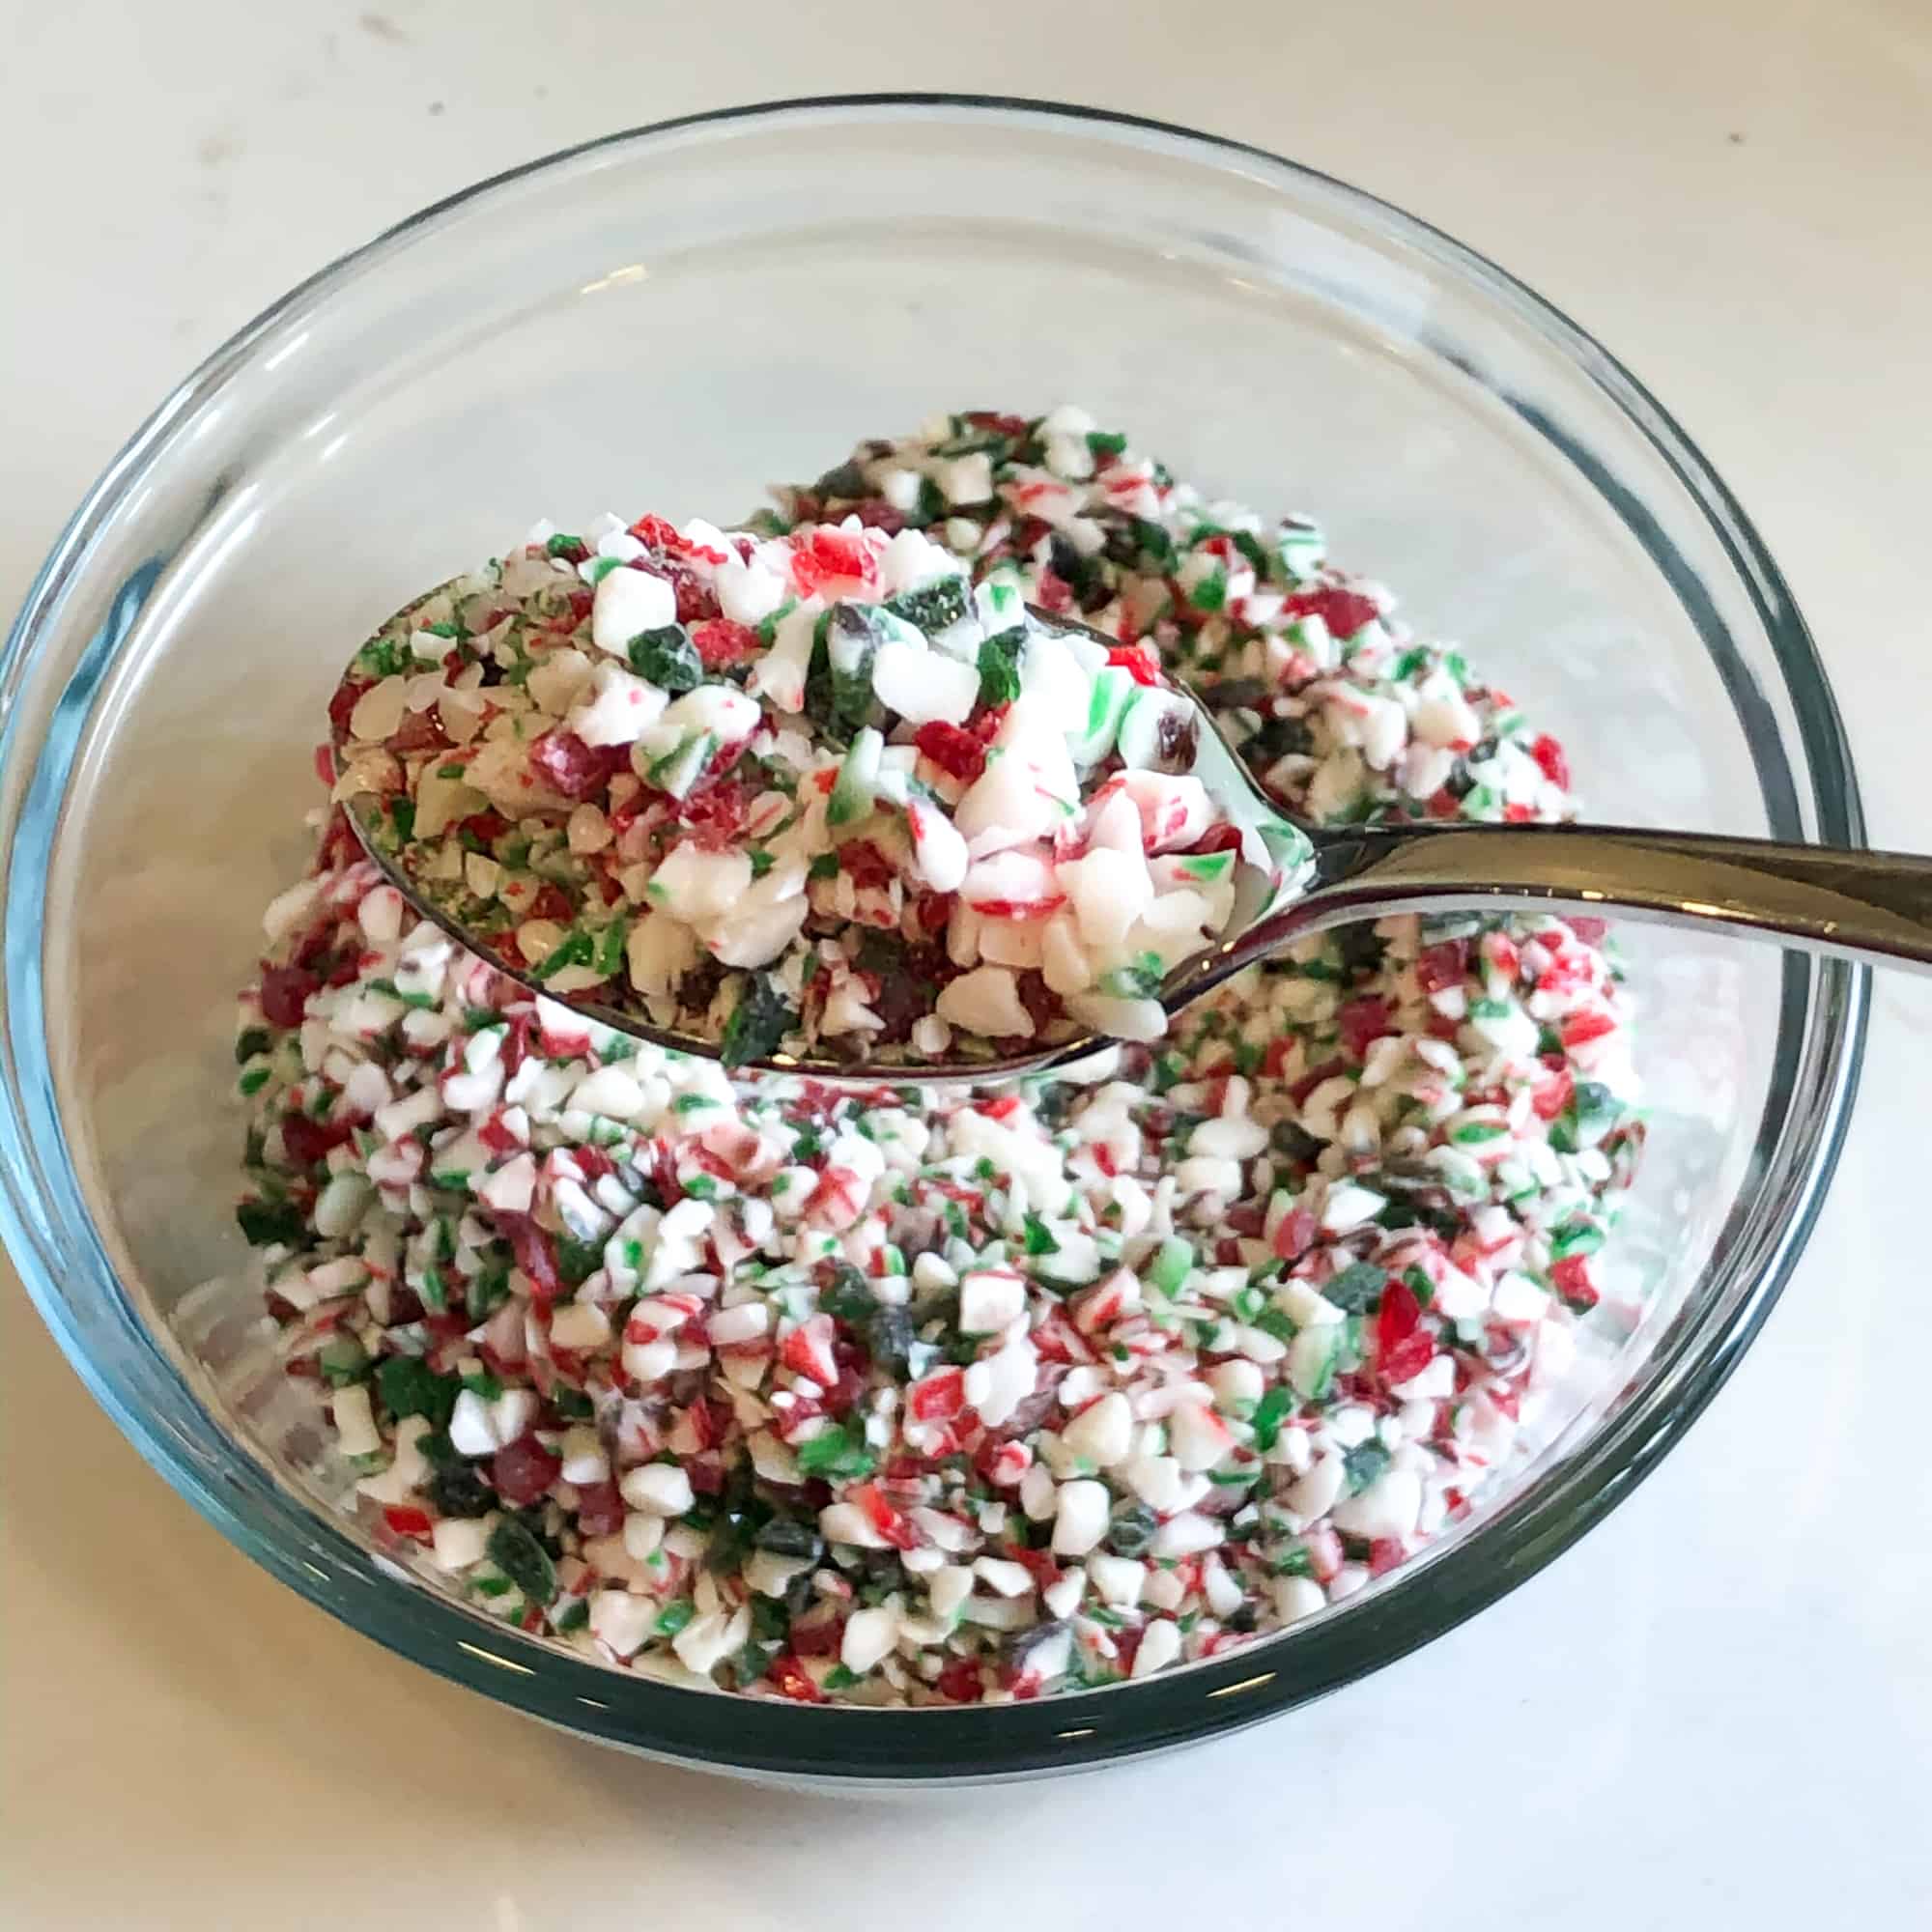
[1189,822,1932,1001]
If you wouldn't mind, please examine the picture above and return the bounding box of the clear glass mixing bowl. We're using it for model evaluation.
[0,97,1866,1783]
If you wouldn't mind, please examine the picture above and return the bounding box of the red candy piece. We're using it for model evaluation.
[491,1435,561,1506]
[788,526,876,595]
[1184,822,1244,857]
[499,1214,561,1301]
[1532,1064,1574,1122]
[781,1314,838,1386]
[1414,940,1470,994]
[846,1480,920,1550]
[690,618,762,668]
[914,722,987,783]
[1377,1280,1422,1350]
[935,1656,984,1704]
[1529,733,1571,790]
[1272,1206,1318,1261]
[389,708,452,755]
[279,1110,353,1168]
[677,779,750,848]
[1337,995,1396,1061]
[1285,586,1380,639]
[1551,1254,1600,1309]
[528,728,629,803]
[1561,1009,1617,1049]
[626,513,683,552]
[766,1655,826,1702]
[839,841,896,891]
[573,1480,625,1538]
[907,1367,967,1422]
[258,964,320,1029]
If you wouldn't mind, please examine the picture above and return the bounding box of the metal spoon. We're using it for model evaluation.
[334,601,1932,1088]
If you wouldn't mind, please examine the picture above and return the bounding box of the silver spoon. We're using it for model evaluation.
[334,602,1932,1087]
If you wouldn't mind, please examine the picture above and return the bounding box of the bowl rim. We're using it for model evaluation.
[0,92,1869,1780]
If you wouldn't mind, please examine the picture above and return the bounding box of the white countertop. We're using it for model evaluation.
[5,2,1930,1924]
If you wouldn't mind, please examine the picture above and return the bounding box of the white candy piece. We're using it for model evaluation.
[590,1589,656,1658]
[839,1605,901,1674]
[937,965,1033,1038]
[1051,1478,1110,1556]
[568,662,668,746]
[874,639,978,725]
[330,1384,381,1459]
[591,563,676,655]
[905,798,969,894]
[1060,1391,1132,1468]
[1132,1617,1183,1678]
[672,1605,751,1677]
[431,1518,493,1573]
[1330,1467,1423,1542]
[715,557,787,625]
[620,1463,696,1516]
[958,1268,1028,1333]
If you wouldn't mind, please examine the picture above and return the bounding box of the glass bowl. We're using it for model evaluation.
[0,96,1866,1783]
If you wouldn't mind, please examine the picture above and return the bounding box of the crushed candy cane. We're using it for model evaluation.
[331,519,1287,1068]
[769,406,1572,831]
[235,408,1644,1705]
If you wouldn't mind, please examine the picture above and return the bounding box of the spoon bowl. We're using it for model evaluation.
[328,596,1315,1087]
[336,603,1932,1086]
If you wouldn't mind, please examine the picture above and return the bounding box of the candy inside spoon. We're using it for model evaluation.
[331,518,1932,1088]
[327,521,1312,1086]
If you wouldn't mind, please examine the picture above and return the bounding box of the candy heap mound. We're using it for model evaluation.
[237,408,1642,1704]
